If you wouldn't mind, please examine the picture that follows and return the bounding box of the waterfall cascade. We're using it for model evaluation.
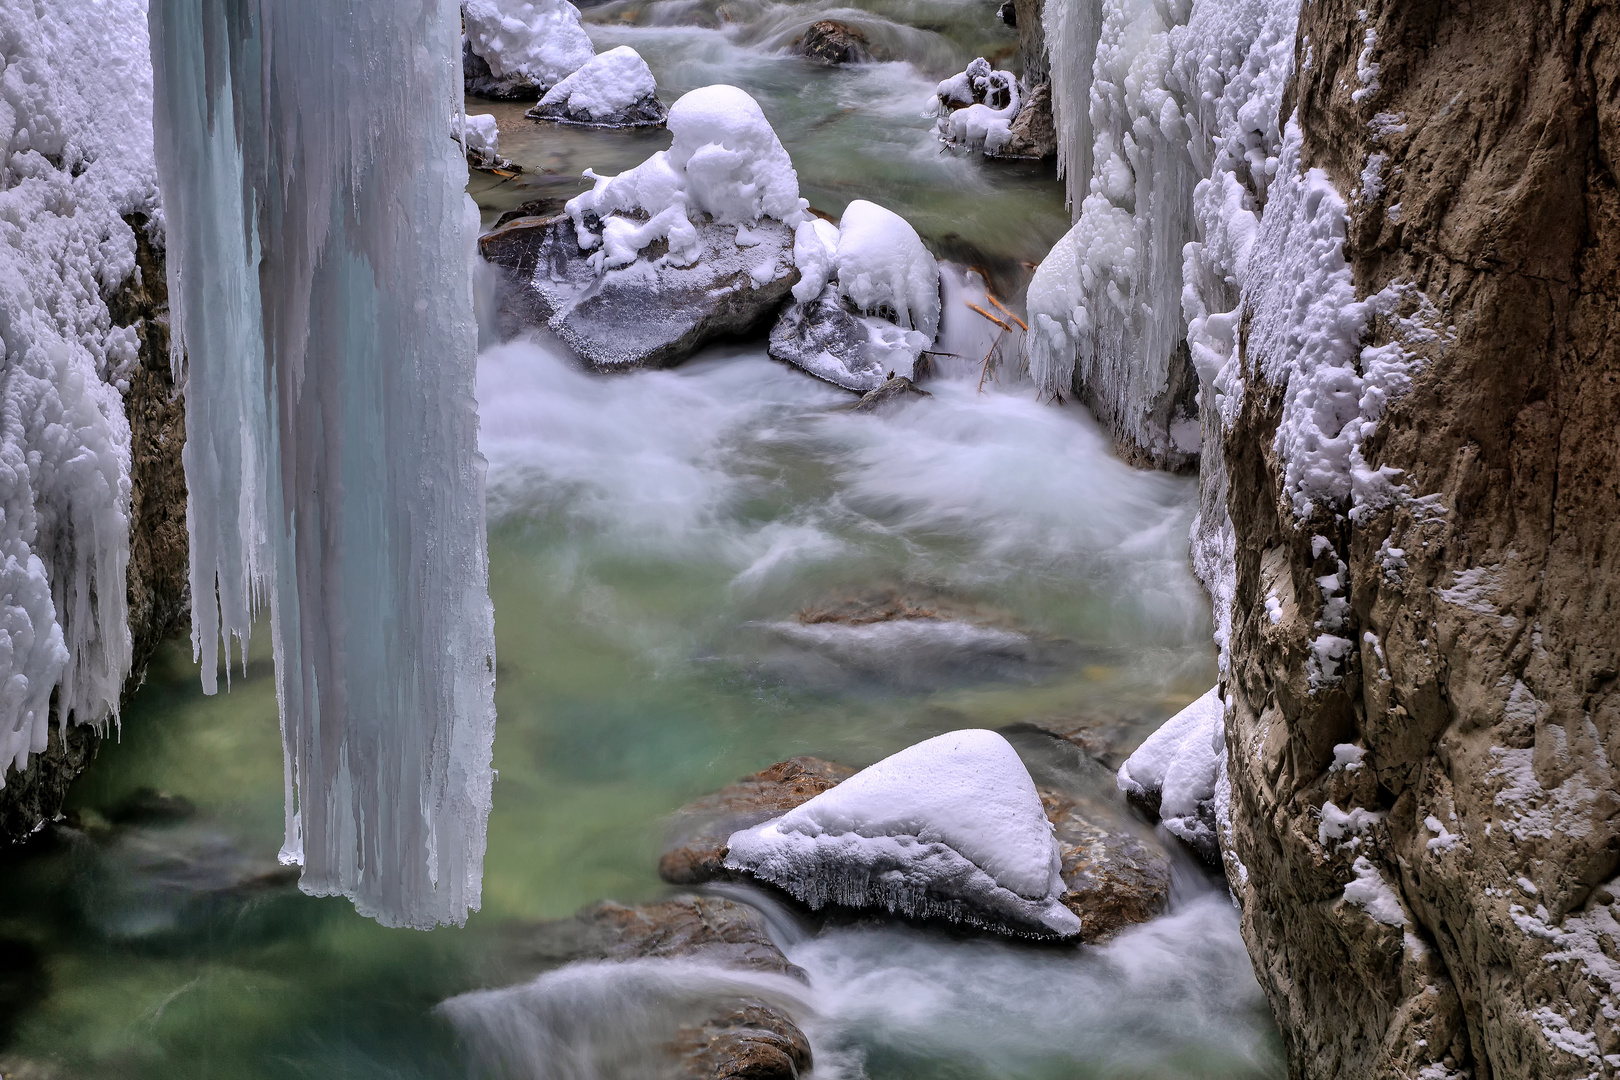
[148,0,497,929]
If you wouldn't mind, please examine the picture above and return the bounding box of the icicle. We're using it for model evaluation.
[149,0,498,929]
[1043,0,1103,215]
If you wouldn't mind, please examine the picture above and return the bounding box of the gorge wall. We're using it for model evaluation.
[1218,1,1620,1077]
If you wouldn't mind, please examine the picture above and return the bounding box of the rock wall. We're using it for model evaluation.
[1221,1,1620,1076]
[0,220,188,843]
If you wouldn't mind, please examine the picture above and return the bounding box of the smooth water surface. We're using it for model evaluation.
[0,1,1281,1076]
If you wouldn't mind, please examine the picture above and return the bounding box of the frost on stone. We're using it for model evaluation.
[566,84,807,269]
[463,0,595,98]
[531,46,666,128]
[1,0,154,782]
[150,0,498,928]
[724,729,1081,938]
[1117,687,1223,860]
[1343,855,1407,927]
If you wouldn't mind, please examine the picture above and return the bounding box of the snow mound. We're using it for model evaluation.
[461,113,501,167]
[566,84,807,268]
[1118,687,1223,860]
[934,58,1021,156]
[463,0,595,96]
[831,200,941,341]
[533,46,663,127]
[725,729,1080,938]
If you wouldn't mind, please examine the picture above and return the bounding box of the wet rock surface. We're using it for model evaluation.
[504,895,812,1080]
[852,375,930,412]
[527,94,668,129]
[794,21,871,66]
[661,755,1171,942]
[479,212,797,370]
[767,287,926,393]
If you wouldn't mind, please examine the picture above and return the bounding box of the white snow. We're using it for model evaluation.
[1343,855,1407,926]
[1118,687,1223,850]
[1,0,153,782]
[461,112,501,167]
[725,729,1080,937]
[463,0,595,91]
[934,59,1021,156]
[1318,800,1382,848]
[830,199,940,342]
[535,45,657,122]
[566,84,807,268]
[1330,743,1367,772]
[150,0,497,928]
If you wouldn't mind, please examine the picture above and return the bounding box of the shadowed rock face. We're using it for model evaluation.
[2,215,189,844]
[1219,2,1620,1077]
[661,756,1170,942]
[479,213,798,370]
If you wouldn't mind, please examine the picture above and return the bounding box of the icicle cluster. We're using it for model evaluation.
[0,0,153,782]
[149,0,498,929]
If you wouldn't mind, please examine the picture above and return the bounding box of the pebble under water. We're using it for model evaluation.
[0,2,1283,1077]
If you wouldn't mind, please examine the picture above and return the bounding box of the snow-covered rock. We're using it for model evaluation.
[528,46,667,129]
[483,85,806,368]
[768,200,940,393]
[724,729,1083,938]
[934,57,1022,156]
[462,0,595,99]
[1117,687,1223,863]
[460,112,508,170]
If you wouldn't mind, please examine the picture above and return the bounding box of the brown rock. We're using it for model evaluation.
[794,20,871,66]
[988,81,1056,161]
[661,756,1171,942]
[1215,2,1620,1077]
[659,758,854,885]
[852,375,931,413]
[670,1002,813,1080]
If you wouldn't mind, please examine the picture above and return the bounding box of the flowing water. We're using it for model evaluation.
[0,3,1282,1077]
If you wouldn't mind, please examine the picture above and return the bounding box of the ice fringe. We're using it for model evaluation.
[725,729,1081,938]
[0,0,152,782]
[149,0,498,928]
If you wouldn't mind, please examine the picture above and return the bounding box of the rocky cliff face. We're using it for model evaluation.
[0,219,188,843]
[1221,2,1620,1076]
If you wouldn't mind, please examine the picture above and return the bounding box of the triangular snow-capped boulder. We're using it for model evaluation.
[724,729,1081,938]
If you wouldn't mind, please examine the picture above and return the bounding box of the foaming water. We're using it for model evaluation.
[787,892,1280,1079]
[439,958,814,1080]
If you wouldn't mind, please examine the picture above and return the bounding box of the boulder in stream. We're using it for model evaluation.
[852,374,930,412]
[527,46,669,128]
[462,0,596,100]
[1115,687,1222,865]
[478,211,797,370]
[795,20,872,66]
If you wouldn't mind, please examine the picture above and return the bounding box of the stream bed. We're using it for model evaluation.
[0,1,1283,1077]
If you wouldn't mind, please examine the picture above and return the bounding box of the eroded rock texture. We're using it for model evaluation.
[1222,2,1620,1077]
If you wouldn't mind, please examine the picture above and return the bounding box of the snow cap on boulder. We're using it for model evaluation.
[566,84,808,268]
[463,0,595,90]
[724,729,1081,938]
[1117,686,1223,861]
[533,46,664,127]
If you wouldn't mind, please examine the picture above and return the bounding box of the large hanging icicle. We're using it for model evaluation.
[149,0,498,929]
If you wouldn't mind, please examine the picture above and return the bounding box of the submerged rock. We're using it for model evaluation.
[526,46,668,128]
[852,374,930,412]
[478,212,797,369]
[795,20,871,66]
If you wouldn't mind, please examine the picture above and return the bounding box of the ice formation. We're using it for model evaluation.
[463,0,595,96]
[0,0,153,781]
[725,729,1081,937]
[149,0,497,928]
[566,84,807,269]
[533,46,662,126]
[934,58,1021,156]
[1118,687,1223,857]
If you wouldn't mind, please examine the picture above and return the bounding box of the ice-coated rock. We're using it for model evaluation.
[934,57,1022,156]
[478,212,797,370]
[1117,687,1222,863]
[724,730,1083,939]
[528,46,668,128]
[462,0,595,99]
[769,200,939,392]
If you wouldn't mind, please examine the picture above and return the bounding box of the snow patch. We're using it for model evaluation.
[1343,855,1407,926]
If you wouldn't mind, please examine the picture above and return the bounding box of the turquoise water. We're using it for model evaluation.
[0,2,1283,1077]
